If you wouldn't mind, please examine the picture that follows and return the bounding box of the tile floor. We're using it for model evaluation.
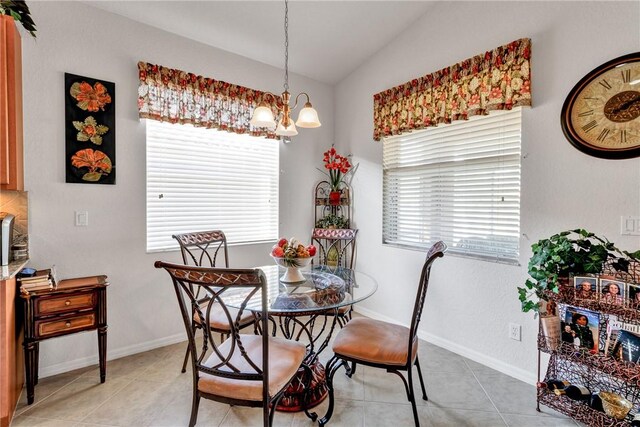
[10,331,578,426]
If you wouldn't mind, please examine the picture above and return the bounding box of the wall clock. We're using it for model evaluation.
[561,52,640,159]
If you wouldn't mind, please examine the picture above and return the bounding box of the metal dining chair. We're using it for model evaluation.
[311,228,358,326]
[155,261,307,427]
[319,241,447,427]
[173,230,256,373]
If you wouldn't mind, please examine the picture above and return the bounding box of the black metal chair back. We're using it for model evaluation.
[155,261,273,425]
[407,241,447,365]
[173,230,229,268]
[311,228,358,269]
[173,230,230,314]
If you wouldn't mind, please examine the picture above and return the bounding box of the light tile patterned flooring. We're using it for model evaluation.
[11,330,579,426]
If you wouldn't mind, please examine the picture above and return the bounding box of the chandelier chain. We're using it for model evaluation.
[283,0,289,92]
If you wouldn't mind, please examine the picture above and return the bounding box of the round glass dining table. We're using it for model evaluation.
[226,264,377,413]
[242,264,378,314]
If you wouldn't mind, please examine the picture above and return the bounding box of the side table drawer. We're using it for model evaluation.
[35,313,96,338]
[36,291,97,317]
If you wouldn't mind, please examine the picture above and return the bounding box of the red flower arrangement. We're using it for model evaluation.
[323,147,352,191]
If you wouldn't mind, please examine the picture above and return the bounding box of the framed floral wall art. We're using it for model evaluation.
[64,73,115,184]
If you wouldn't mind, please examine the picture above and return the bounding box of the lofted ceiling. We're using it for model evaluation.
[82,1,435,84]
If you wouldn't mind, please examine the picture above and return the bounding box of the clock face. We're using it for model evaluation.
[561,52,640,159]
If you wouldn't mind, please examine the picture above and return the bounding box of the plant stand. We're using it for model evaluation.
[313,181,357,269]
[537,259,640,426]
[314,180,351,227]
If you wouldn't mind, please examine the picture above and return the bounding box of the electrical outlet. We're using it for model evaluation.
[509,323,521,341]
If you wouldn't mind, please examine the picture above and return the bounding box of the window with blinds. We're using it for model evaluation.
[146,120,279,252]
[382,108,522,264]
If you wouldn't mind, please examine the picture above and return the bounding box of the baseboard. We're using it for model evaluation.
[39,332,186,379]
[354,306,537,385]
[40,309,537,385]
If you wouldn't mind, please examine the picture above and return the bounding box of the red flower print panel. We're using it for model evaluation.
[70,81,112,112]
[65,73,116,184]
[71,149,113,182]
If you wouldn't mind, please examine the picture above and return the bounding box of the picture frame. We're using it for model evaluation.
[628,283,640,308]
[611,330,640,363]
[574,276,598,301]
[600,278,626,306]
[64,73,116,184]
[561,305,600,353]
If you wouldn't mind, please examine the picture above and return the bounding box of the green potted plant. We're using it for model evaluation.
[0,1,36,38]
[315,213,349,230]
[518,229,639,314]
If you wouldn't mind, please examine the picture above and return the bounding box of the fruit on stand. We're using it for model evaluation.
[271,237,316,260]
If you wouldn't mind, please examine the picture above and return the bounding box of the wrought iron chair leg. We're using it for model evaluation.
[188,393,201,427]
[407,368,420,427]
[181,345,190,373]
[302,364,318,421]
[414,358,428,401]
[269,393,286,427]
[319,355,344,427]
[263,402,270,427]
[346,361,357,378]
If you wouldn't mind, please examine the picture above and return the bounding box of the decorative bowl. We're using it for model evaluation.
[599,392,632,420]
[272,256,312,283]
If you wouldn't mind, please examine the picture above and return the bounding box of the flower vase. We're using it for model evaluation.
[329,190,341,206]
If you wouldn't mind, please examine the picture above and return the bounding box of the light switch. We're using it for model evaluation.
[621,216,640,235]
[75,211,88,227]
[626,219,635,231]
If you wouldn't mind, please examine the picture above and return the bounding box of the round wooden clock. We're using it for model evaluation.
[561,52,640,159]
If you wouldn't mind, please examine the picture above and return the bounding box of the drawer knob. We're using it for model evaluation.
[65,300,71,306]
[65,321,72,328]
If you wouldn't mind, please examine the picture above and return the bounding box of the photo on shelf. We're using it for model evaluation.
[627,283,640,308]
[540,315,560,350]
[574,276,598,301]
[600,278,626,306]
[561,305,600,353]
[611,330,640,363]
[604,315,622,356]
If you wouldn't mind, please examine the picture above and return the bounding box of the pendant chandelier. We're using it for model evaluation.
[249,0,321,137]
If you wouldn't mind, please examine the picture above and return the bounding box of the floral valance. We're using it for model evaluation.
[373,38,531,141]
[137,61,280,138]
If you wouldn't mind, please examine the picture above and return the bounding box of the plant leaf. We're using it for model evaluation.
[82,172,102,182]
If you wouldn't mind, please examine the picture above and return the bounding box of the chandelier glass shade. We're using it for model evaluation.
[249,0,321,137]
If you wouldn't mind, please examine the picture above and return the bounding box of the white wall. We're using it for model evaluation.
[22,1,334,376]
[336,1,640,383]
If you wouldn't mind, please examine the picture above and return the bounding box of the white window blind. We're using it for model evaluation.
[146,120,279,252]
[382,108,522,264]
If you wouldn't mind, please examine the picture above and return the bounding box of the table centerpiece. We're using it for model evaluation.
[271,237,316,283]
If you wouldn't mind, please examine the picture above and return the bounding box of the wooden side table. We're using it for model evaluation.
[19,275,108,404]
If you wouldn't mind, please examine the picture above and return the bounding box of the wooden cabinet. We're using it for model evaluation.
[0,15,24,191]
[0,277,24,427]
[20,276,108,405]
